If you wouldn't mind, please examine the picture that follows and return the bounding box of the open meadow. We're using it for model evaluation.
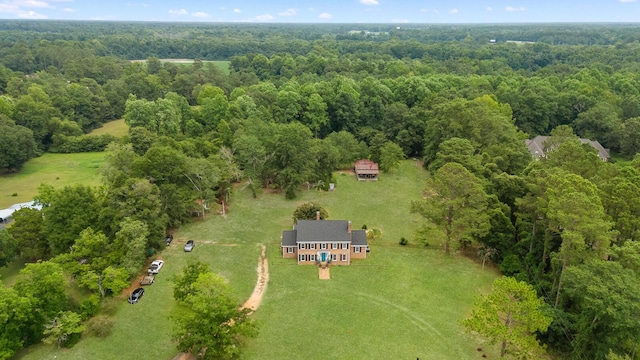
[16,160,500,360]
[88,119,129,138]
[0,152,105,209]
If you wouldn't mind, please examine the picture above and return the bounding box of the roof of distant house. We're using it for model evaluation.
[525,135,610,161]
[355,159,379,175]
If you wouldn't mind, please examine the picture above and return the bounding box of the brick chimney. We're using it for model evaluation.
[316,211,320,220]
[348,221,352,234]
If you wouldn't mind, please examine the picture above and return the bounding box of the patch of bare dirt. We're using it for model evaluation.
[240,244,269,314]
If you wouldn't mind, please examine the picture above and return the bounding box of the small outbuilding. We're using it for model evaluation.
[354,159,379,181]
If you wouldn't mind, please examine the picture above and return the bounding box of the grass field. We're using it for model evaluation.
[16,160,500,360]
[89,119,129,137]
[0,152,105,209]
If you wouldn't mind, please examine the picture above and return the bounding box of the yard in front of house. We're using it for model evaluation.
[16,160,501,360]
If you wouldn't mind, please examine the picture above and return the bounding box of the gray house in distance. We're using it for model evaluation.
[281,220,368,266]
[525,135,610,161]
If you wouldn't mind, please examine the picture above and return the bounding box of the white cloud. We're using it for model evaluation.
[63,7,74,12]
[505,6,526,12]
[419,8,428,12]
[449,8,458,14]
[487,6,493,11]
[255,13,274,21]
[619,0,637,2]
[360,0,378,5]
[19,10,47,18]
[168,8,188,15]
[308,8,316,12]
[191,11,210,18]
[318,12,332,19]
[393,19,409,23]
[278,8,296,16]
[233,8,241,13]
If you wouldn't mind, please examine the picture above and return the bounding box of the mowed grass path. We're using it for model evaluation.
[0,152,105,208]
[17,160,500,360]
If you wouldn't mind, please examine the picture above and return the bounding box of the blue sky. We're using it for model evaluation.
[1,0,639,23]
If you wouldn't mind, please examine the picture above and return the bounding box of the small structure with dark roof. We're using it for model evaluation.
[354,159,379,181]
[525,135,610,161]
[281,219,368,265]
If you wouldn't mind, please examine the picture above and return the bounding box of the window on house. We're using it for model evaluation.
[310,243,316,250]
[321,243,327,250]
[341,243,349,249]
[310,254,316,261]
[331,254,337,261]
[341,254,347,261]
[287,247,294,253]
[332,243,338,249]
[299,243,306,250]
[354,246,361,253]
[299,254,305,262]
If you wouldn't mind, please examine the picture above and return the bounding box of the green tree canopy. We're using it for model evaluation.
[463,276,552,359]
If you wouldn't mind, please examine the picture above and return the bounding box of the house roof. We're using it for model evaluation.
[0,201,42,221]
[295,220,352,242]
[355,159,378,172]
[282,230,297,246]
[351,230,367,245]
[525,135,610,161]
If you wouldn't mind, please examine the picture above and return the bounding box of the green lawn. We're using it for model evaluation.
[0,152,105,208]
[0,257,26,286]
[89,119,129,137]
[16,160,501,360]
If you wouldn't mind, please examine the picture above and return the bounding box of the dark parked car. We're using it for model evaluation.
[184,240,195,252]
[128,287,145,304]
[165,234,173,245]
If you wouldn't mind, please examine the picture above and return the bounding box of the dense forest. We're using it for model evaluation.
[1,21,640,359]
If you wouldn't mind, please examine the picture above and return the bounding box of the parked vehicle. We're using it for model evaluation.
[184,240,195,252]
[165,234,173,245]
[140,274,155,285]
[128,288,145,304]
[148,260,164,274]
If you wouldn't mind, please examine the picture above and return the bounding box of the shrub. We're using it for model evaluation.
[85,315,115,337]
[361,224,367,230]
[399,237,408,246]
[79,295,100,319]
[11,192,17,196]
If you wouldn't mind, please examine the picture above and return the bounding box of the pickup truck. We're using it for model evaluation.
[148,260,164,274]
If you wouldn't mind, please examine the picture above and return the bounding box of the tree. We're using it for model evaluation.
[412,162,490,255]
[172,261,211,302]
[293,202,328,223]
[115,218,150,278]
[42,311,84,348]
[0,286,34,360]
[172,271,258,359]
[379,141,405,173]
[42,185,100,256]
[463,276,552,359]
[0,230,17,267]
[0,120,38,171]
[267,122,313,199]
[13,261,68,343]
[545,172,615,307]
[8,207,48,261]
[563,260,640,359]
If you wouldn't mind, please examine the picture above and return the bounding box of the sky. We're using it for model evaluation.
[1,0,640,23]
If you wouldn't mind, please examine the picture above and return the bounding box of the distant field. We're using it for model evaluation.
[17,160,500,360]
[131,59,231,74]
[0,152,105,208]
[89,119,129,137]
